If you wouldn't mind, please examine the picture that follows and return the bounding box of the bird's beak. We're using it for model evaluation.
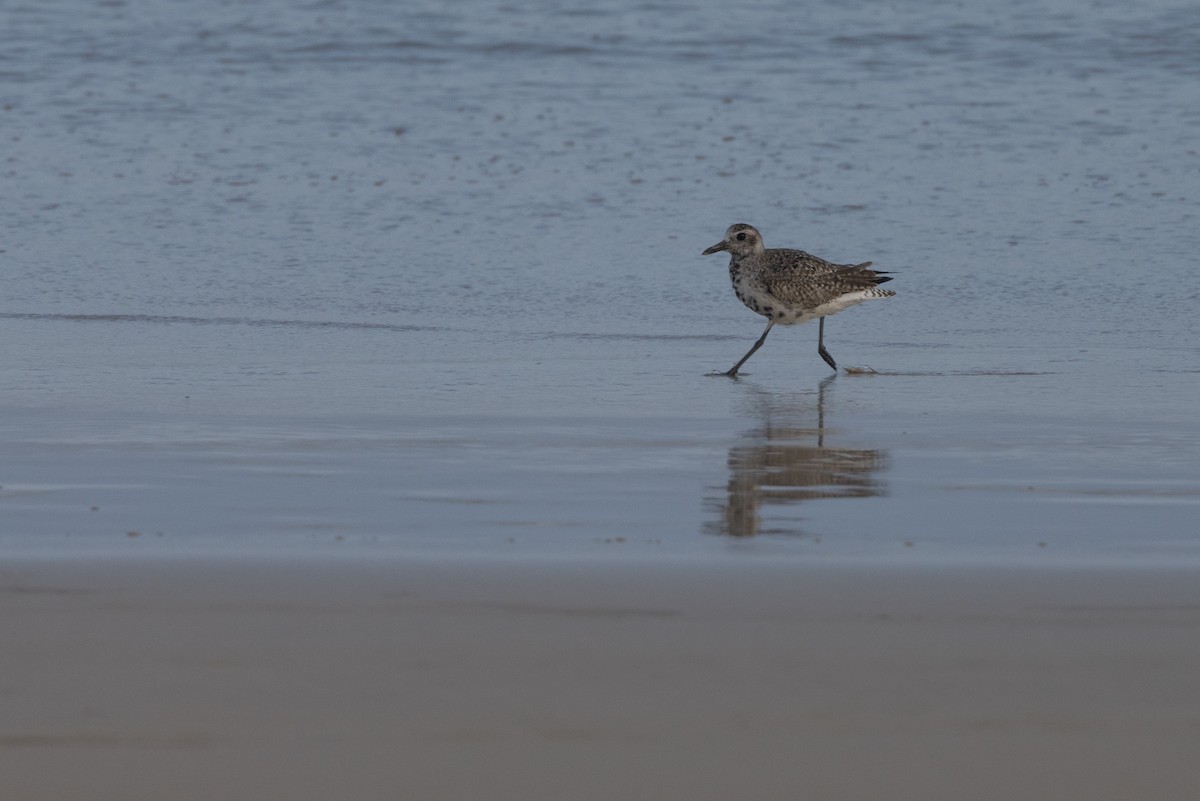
[702,241,729,255]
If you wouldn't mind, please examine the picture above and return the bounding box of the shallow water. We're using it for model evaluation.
[2,0,1198,562]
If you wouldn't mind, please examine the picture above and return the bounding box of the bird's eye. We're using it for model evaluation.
[736,232,746,241]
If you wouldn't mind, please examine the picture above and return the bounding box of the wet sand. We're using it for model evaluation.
[3,556,1198,801]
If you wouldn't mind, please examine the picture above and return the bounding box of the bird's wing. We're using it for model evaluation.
[760,250,885,306]
[758,251,892,309]
[760,249,840,278]
[760,253,836,307]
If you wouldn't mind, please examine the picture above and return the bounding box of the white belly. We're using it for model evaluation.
[736,287,879,326]
[804,290,879,321]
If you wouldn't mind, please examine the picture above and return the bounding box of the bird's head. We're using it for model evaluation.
[702,223,764,258]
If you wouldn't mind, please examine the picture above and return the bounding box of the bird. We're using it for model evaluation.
[702,223,895,377]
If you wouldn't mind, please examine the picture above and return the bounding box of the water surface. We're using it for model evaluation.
[2,0,1197,562]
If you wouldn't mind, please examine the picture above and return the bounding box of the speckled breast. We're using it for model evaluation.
[729,263,805,324]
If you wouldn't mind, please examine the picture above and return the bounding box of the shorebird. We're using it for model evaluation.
[702,223,895,376]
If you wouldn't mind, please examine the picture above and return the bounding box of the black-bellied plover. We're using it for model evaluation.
[702,223,895,376]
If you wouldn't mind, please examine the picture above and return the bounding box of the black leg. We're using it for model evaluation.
[724,321,774,377]
[818,317,837,371]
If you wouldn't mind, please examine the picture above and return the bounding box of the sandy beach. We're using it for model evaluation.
[3,556,1198,801]
[5,0,1200,798]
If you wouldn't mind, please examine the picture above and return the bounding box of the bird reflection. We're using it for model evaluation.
[707,377,888,538]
